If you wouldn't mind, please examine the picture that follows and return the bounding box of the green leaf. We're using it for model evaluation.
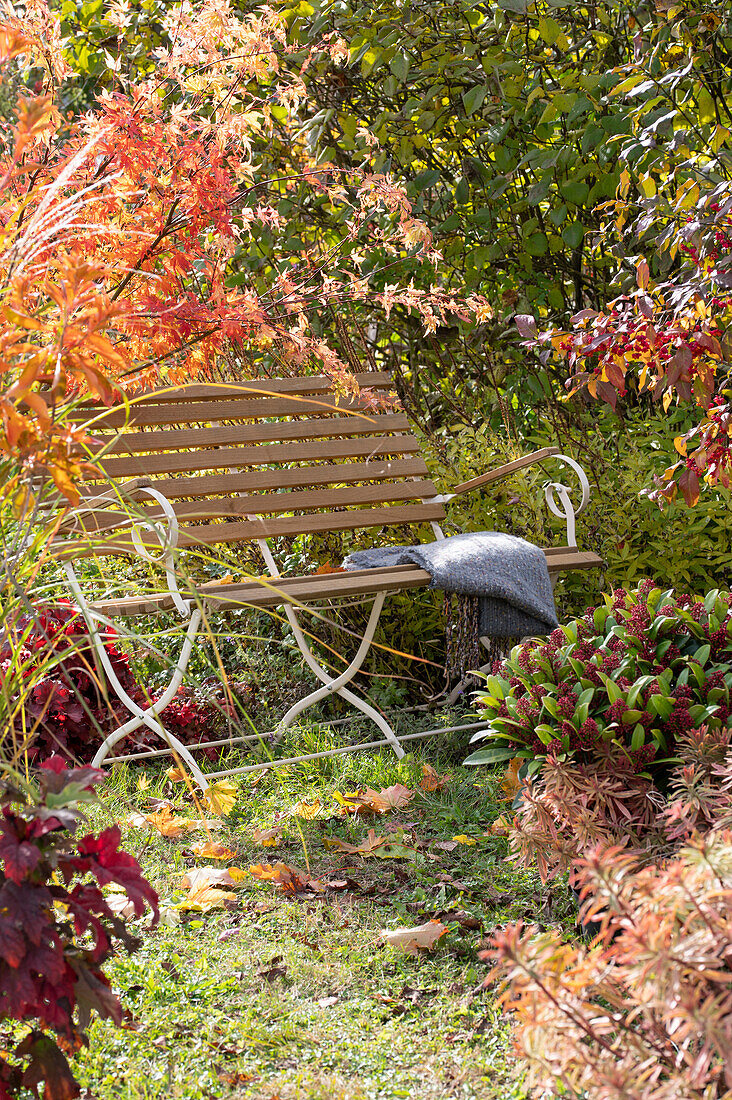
[462,85,487,116]
[464,744,517,766]
[389,51,410,82]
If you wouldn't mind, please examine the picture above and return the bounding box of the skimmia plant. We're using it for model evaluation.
[466,580,732,776]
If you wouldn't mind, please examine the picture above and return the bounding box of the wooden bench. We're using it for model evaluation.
[58,371,602,788]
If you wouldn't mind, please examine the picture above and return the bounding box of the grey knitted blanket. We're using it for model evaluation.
[342,531,558,639]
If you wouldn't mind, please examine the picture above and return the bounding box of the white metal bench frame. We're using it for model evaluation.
[60,450,592,791]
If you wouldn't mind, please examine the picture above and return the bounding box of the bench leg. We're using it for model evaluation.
[275,591,405,760]
[64,563,210,790]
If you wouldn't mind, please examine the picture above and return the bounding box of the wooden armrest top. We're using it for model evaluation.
[452,447,561,495]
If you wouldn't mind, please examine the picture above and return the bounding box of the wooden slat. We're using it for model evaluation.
[88,432,421,480]
[105,372,394,404]
[452,447,562,495]
[546,550,603,572]
[88,563,431,618]
[87,413,412,458]
[72,394,392,430]
[75,480,439,531]
[60,502,447,557]
[85,459,430,503]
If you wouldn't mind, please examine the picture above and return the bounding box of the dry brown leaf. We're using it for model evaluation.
[290,799,321,819]
[252,826,283,847]
[127,806,194,838]
[420,764,451,792]
[314,561,346,574]
[191,841,237,861]
[322,828,415,859]
[166,765,186,783]
[432,840,459,852]
[333,784,413,815]
[201,781,237,817]
[249,862,324,895]
[380,920,448,955]
[488,814,512,837]
[501,757,523,801]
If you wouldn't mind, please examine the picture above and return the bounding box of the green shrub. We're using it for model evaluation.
[465,581,732,776]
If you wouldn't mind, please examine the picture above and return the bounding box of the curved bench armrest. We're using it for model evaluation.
[447,448,592,548]
[451,447,561,495]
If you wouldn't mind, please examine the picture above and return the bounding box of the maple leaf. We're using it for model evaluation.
[333,785,413,815]
[323,829,416,859]
[380,920,448,955]
[290,799,321,819]
[181,866,245,892]
[252,826,282,847]
[420,764,451,792]
[201,781,237,817]
[249,862,324,894]
[177,884,237,913]
[314,561,346,574]
[127,807,193,838]
[17,1032,80,1100]
[191,841,237,861]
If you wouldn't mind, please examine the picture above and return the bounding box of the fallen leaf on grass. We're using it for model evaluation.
[432,840,459,852]
[256,956,287,983]
[487,815,511,837]
[127,807,194,838]
[420,764,451,792]
[501,757,523,801]
[252,826,283,847]
[323,828,416,859]
[250,862,324,895]
[202,781,237,817]
[333,784,413,815]
[181,867,246,892]
[290,799,321,819]
[177,884,237,913]
[166,765,186,783]
[191,841,238,860]
[451,834,477,846]
[380,920,448,955]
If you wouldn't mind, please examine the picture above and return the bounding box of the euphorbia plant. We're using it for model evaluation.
[466,581,732,776]
[0,756,158,1099]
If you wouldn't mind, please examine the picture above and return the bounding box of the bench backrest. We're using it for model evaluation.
[69,372,446,553]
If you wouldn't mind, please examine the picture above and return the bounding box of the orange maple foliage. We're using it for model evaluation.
[0,1,489,504]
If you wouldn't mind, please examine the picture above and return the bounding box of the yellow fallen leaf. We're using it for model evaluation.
[127,806,194,838]
[290,799,321,819]
[166,765,186,783]
[202,781,237,817]
[191,841,238,861]
[380,920,448,955]
[177,884,237,913]
[452,835,477,846]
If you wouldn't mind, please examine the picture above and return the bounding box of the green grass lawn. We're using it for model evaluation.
[76,723,575,1100]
